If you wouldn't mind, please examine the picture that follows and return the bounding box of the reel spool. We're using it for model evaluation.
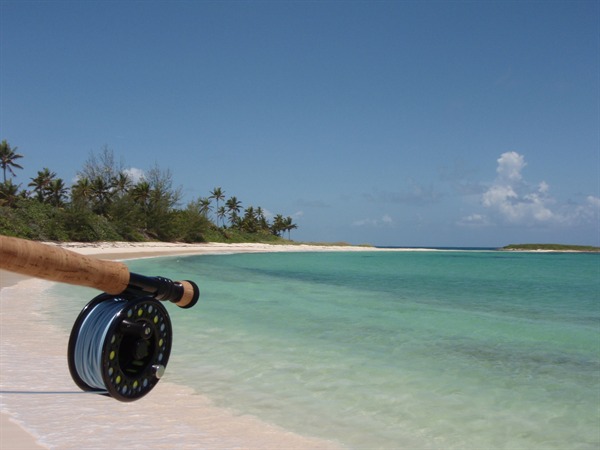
[68,293,173,402]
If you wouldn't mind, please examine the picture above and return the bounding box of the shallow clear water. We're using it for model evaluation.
[49,251,600,449]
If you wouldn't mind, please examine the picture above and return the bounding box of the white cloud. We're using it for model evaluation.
[587,195,600,208]
[460,151,598,228]
[124,167,145,184]
[457,214,491,227]
[496,151,526,182]
[353,214,394,227]
[571,196,600,223]
[478,152,556,225]
[538,181,550,194]
[353,218,376,227]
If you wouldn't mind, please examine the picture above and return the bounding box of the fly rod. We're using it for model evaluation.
[0,235,200,401]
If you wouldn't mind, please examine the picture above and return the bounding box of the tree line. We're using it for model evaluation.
[0,141,298,242]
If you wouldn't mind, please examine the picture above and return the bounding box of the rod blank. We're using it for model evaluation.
[1,235,130,294]
[0,236,199,308]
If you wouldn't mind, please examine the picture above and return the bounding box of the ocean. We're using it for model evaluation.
[47,250,600,449]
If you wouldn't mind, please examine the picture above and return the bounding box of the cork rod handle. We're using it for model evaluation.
[0,235,130,294]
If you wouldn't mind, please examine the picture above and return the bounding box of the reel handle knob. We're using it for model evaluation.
[152,364,166,379]
[172,280,199,309]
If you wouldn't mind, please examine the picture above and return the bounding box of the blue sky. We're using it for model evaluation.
[1,1,598,247]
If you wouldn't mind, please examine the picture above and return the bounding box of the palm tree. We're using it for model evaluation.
[28,168,56,202]
[242,206,257,232]
[48,178,68,207]
[0,179,20,207]
[225,196,242,227]
[272,214,285,237]
[131,180,151,231]
[209,187,225,226]
[90,175,113,214]
[131,181,151,207]
[283,216,298,240]
[0,140,24,183]
[256,206,268,231]
[198,197,212,217]
[217,206,227,228]
[113,171,132,197]
[71,177,93,206]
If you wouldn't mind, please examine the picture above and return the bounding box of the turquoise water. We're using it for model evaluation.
[50,251,600,449]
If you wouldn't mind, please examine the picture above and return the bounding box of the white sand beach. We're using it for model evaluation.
[1,241,383,449]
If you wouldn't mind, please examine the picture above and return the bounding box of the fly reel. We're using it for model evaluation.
[0,236,200,403]
[68,293,173,402]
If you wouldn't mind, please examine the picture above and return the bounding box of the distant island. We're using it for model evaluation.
[502,244,600,252]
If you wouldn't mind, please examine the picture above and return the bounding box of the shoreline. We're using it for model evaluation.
[0,241,382,449]
[3,241,595,448]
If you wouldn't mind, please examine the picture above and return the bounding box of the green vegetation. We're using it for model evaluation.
[502,244,600,252]
[0,143,298,243]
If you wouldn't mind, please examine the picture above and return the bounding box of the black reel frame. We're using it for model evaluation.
[0,237,200,403]
[67,292,173,402]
